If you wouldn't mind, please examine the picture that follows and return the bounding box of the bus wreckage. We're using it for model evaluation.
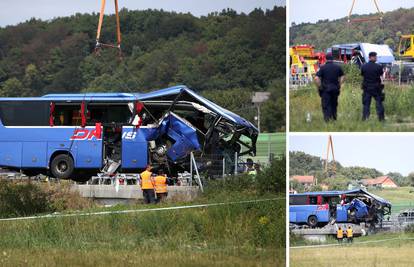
[0,85,258,182]
[290,189,392,228]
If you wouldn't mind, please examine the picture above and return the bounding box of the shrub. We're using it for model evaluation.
[0,181,94,218]
[0,181,53,218]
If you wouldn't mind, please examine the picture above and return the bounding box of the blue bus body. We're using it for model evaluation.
[0,85,258,181]
[289,189,391,227]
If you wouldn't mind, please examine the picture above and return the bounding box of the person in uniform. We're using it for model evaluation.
[315,55,345,122]
[140,165,156,204]
[361,51,385,121]
[337,226,344,244]
[346,226,353,243]
[154,169,168,203]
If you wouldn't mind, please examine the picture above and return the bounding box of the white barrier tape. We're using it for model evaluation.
[0,197,283,222]
[290,237,414,249]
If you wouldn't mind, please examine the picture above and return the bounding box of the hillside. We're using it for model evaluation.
[0,6,285,131]
[289,151,413,190]
[290,7,414,51]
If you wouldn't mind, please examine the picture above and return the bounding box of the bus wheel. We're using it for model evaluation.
[51,154,74,179]
[307,215,318,227]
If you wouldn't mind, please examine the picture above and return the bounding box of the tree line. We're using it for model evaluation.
[290,151,414,191]
[0,6,285,132]
[290,7,414,52]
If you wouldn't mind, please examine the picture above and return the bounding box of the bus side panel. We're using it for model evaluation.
[22,142,47,167]
[75,140,103,168]
[336,205,348,222]
[47,142,77,166]
[121,128,148,169]
[290,205,330,223]
[0,142,22,168]
[289,211,297,223]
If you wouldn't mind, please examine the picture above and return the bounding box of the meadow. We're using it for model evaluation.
[0,197,284,267]
[290,83,414,132]
[290,232,414,267]
[0,158,286,266]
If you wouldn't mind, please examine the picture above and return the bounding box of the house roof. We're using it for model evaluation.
[292,175,314,184]
[362,176,396,186]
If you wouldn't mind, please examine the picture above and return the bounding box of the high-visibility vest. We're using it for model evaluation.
[155,175,167,193]
[337,229,343,239]
[347,228,353,237]
[140,170,154,189]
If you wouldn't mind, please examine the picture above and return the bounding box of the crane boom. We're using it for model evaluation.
[95,0,122,55]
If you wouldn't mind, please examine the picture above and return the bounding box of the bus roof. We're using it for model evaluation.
[0,85,258,131]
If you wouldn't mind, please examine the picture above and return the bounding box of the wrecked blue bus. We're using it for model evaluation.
[0,85,258,181]
[289,189,391,227]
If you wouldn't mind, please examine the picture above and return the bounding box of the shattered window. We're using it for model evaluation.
[88,104,132,125]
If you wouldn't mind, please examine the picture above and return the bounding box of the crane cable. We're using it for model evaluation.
[95,0,122,57]
[348,0,383,24]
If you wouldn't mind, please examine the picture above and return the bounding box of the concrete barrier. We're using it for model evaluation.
[71,185,200,205]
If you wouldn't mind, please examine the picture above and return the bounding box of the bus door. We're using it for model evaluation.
[71,124,103,169]
[53,102,103,169]
[121,126,148,169]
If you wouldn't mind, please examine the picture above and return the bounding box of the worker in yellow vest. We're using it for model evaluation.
[346,226,353,243]
[140,165,156,204]
[155,169,168,203]
[336,226,344,244]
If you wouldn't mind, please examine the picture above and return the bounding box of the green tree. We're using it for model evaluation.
[1,78,24,97]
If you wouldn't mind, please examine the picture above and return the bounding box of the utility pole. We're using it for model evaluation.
[252,92,270,133]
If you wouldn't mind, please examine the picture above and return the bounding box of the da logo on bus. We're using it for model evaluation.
[122,131,136,140]
[70,129,102,140]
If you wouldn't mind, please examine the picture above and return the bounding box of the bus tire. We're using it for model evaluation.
[50,154,74,179]
[307,215,318,227]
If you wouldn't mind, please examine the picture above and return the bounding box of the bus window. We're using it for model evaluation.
[289,195,308,205]
[54,103,83,126]
[0,101,49,126]
[88,104,132,125]
[309,196,317,205]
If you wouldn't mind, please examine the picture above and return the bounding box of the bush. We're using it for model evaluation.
[255,156,286,194]
[203,156,286,197]
[0,181,53,218]
[0,181,94,218]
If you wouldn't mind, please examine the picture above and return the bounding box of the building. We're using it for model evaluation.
[291,175,315,187]
[361,176,398,188]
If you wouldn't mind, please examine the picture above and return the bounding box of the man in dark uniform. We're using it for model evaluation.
[315,55,345,122]
[361,52,385,121]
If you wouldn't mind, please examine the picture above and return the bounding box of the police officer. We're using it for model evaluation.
[361,51,385,121]
[315,55,345,122]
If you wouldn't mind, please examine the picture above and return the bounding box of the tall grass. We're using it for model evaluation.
[0,158,285,266]
[0,198,284,266]
[290,83,414,131]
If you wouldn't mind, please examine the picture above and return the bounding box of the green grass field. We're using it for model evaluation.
[0,196,285,267]
[0,170,286,267]
[290,232,414,267]
[240,133,285,166]
[290,84,414,132]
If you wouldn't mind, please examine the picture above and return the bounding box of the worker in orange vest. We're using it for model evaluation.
[140,165,156,204]
[336,226,344,244]
[346,226,353,243]
[154,169,168,203]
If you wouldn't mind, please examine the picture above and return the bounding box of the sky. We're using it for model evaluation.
[290,0,414,25]
[290,134,414,176]
[0,0,284,27]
